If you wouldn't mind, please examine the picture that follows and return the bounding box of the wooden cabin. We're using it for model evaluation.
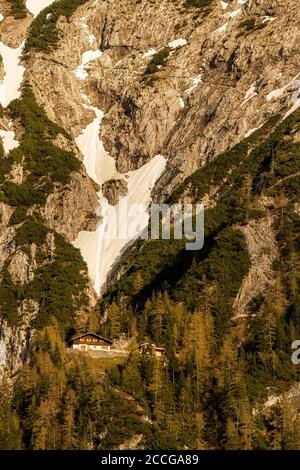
[70,333,112,352]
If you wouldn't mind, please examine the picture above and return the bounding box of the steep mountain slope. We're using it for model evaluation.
[101,108,300,449]
[0,0,299,450]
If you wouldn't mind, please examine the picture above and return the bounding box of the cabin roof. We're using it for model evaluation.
[70,332,113,344]
[139,342,165,351]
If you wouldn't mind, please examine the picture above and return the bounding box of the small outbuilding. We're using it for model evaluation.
[139,342,166,358]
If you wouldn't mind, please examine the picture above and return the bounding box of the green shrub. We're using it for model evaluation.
[27,233,88,329]
[15,216,48,247]
[8,0,27,19]
[238,18,256,31]
[9,84,68,139]
[2,182,48,207]
[0,269,21,325]
[0,152,14,185]
[2,215,89,330]
[4,85,80,207]
[185,0,212,7]
[255,23,267,30]
[144,47,171,75]
[25,0,89,53]
[9,207,28,226]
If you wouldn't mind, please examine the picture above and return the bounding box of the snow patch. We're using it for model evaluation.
[220,1,228,10]
[283,79,300,119]
[81,15,96,46]
[168,38,187,49]
[0,41,25,108]
[240,82,258,107]
[262,16,277,24]
[0,13,4,22]
[74,153,166,294]
[73,11,167,294]
[75,90,166,294]
[142,39,186,60]
[266,74,299,101]
[74,86,119,293]
[74,7,102,81]
[228,9,241,19]
[76,101,116,186]
[185,74,202,96]
[0,124,19,154]
[26,0,56,17]
[74,49,102,80]
[142,48,157,59]
[178,97,185,108]
[266,74,300,119]
[214,23,228,34]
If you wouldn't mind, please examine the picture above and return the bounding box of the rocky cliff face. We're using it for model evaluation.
[0,0,299,377]
[23,0,300,189]
[0,0,299,451]
[23,0,299,283]
[88,0,299,196]
[0,0,100,375]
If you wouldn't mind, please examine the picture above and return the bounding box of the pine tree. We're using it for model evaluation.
[61,389,78,449]
[122,351,144,399]
[240,174,253,222]
[32,400,52,450]
[106,301,121,338]
[0,377,22,450]
[151,359,164,424]
[148,292,165,344]
[133,272,144,295]
[225,418,240,450]
[239,398,254,450]
[194,411,207,450]
[183,310,214,401]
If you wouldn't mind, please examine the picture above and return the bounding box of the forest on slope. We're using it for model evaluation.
[1,107,299,450]
[98,108,300,449]
[0,0,299,450]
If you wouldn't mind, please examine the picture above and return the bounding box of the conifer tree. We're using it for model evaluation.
[0,377,22,450]
[225,418,240,450]
[62,389,78,450]
[106,301,121,338]
[133,272,144,295]
[239,398,254,450]
[148,292,165,344]
[122,351,144,399]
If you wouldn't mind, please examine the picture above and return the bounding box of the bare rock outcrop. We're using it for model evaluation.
[102,178,128,205]
[234,215,279,316]
[0,1,31,47]
[42,172,99,241]
[0,300,38,377]
[8,249,35,284]
[24,0,300,230]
